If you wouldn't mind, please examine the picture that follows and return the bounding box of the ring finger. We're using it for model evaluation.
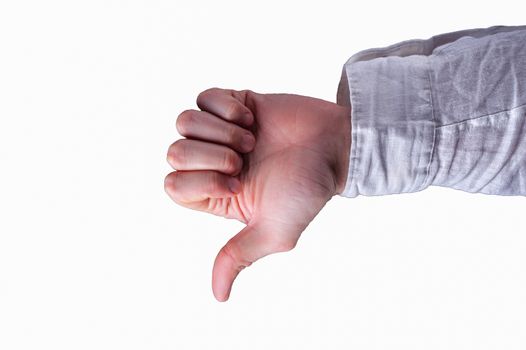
[167,139,244,176]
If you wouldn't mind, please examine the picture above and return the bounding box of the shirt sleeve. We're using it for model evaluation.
[336,24,526,198]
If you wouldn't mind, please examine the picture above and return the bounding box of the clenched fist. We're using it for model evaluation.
[165,88,351,301]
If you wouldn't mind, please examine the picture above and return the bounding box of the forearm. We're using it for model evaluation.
[337,25,526,197]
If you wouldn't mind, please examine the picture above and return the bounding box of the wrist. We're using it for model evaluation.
[330,103,352,196]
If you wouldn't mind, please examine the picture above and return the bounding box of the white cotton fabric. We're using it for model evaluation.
[337,25,526,197]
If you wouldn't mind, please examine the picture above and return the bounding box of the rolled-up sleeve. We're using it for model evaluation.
[337,25,526,197]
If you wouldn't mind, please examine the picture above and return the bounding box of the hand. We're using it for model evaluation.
[165,88,351,301]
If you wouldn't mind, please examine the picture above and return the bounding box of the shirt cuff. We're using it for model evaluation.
[336,42,437,198]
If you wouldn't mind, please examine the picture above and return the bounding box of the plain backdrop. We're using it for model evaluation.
[0,1,525,349]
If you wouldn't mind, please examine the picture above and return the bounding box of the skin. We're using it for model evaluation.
[165,88,351,302]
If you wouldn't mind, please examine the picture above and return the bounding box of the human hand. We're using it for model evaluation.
[165,88,351,301]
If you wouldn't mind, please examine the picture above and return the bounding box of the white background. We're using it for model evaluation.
[0,1,525,349]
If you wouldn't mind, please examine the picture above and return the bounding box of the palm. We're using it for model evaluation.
[218,93,340,241]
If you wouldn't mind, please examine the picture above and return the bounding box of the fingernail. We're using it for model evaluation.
[228,177,241,194]
[242,133,255,152]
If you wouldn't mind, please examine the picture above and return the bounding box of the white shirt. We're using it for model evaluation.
[337,25,526,198]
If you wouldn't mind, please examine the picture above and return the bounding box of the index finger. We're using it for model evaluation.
[196,87,254,127]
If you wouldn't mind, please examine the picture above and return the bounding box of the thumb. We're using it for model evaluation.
[212,221,297,302]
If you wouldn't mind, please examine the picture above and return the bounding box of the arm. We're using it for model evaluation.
[166,25,526,302]
[166,90,350,302]
[336,25,526,197]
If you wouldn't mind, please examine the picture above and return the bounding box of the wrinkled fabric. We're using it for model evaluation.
[336,25,526,197]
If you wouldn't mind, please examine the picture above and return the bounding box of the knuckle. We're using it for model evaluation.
[222,243,251,269]
[226,125,238,144]
[165,174,187,204]
[164,172,181,199]
[206,171,223,194]
[222,149,242,173]
[226,101,243,120]
[168,139,187,168]
[163,173,174,192]
[222,244,239,263]
[196,87,219,105]
[243,88,254,98]
[176,110,195,134]
[240,89,256,106]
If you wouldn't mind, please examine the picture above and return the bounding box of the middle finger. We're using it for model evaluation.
[176,109,256,153]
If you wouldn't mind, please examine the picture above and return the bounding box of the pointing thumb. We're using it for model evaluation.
[212,221,296,302]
